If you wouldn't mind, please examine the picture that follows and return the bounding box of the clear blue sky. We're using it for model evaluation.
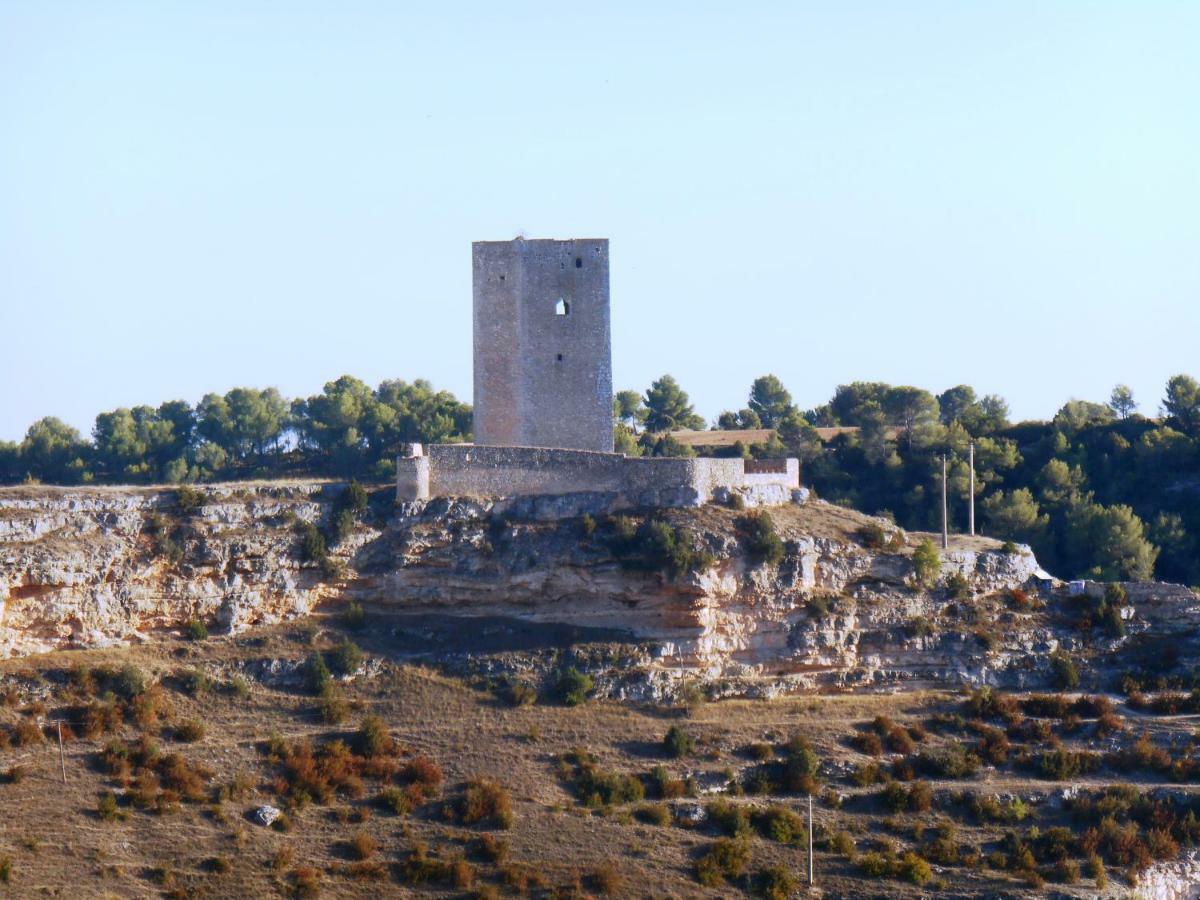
[2,2,1198,442]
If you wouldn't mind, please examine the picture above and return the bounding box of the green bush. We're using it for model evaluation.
[857,523,888,550]
[635,803,671,826]
[344,481,369,514]
[327,639,364,676]
[305,652,332,695]
[706,799,752,837]
[755,806,806,844]
[695,838,751,887]
[663,725,694,758]
[740,512,785,566]
[97,790,127,822]
[501,679,538,707]
[641,520,716,577]
[330,507,355,545]
[898,851,932,885]
[1050,651,1080,689]
[912,540,941,586]
[946,572,971,599]
[176,485,205,513]
[339,603,366,632]
[555,668,593,706]
[183,618,208,642]
[297,521,327,564]
[755,865,797,900]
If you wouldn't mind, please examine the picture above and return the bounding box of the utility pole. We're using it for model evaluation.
[807,794,814,886]
[57,722,66,785]
[941,454,949,549]
[968,442,976,537]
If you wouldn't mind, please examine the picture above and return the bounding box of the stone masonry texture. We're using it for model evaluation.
[472,238,614,452]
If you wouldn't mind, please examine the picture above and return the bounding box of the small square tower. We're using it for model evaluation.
[472,238,614,453]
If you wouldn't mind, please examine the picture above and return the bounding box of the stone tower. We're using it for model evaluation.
[472,238,614,453]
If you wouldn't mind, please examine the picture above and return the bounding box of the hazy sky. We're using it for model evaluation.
[2,2,1198,442]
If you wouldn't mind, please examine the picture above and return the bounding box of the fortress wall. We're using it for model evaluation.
[396,445,800,508]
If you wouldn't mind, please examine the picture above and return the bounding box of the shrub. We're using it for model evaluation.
[459,778,513,828]
[0,857,10,885]
[907,780,933,812]
[1007,587,1033,610]
[377,786,409,815]
[327,639,364,676]
[341,602,367,631]
[696,837,751,887]
[183,618,208,641]
[829,830,856,858]
[349,830,377,861]
[97,791,126,822]
[885,726,915,755]
[963,687,1021,723]
[227,676,250,700]
[501,679,537,707]
[748,741,774,760]
[756,806,806,844]
[176,485,205,513]
[806,596,832,618]
[115,664,146,700]
[400,756,443,796]
[578,513,597,538]
[181,669,212,696]
[297,521,327,563]
[663,724,694,758]
[1051,651,1080,689]
[705,799,752,837]
[636,519,716,577]
[305,652,332,695]
[635,803,671,826]
[917,745,980,778]
[755,865,797,900]
[860,851,890,877]
[1037,748,1102,780]
[899,851,932,885]
[912,540,941,586]
[173,719,205,743]
[591,861,622,896]
[946,571,970,599]
[318,686,349,724]
[857,523,888,550]
[852,732,883,756]
[850,761,883,787]
[354,716,394,758]
[555,668,593,706]
[740,512,785,566]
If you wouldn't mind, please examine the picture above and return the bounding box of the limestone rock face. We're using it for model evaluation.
[0,483,1196,694]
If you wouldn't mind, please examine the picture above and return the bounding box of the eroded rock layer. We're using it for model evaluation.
[1,483,1196,693]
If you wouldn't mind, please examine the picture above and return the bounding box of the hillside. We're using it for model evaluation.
[2,483,1200,896]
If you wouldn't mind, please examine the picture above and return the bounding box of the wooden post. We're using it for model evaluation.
[941,454,949,550]
[806,796,816,888]
[57,722,66,785]
[968,442,976,537]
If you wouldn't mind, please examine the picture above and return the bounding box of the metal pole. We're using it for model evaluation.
[968,442,976,537]
[808,794,814,885]
[941,455,949,549]
[57,722,66,785]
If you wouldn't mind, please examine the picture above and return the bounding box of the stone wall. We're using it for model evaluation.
[395,444,800,513]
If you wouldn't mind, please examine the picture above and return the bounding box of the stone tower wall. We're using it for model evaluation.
[473,238,613,453]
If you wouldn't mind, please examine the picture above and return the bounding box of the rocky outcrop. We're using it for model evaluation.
[1,483,1197,694]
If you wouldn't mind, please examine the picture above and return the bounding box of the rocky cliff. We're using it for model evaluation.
[1,482,1196,695]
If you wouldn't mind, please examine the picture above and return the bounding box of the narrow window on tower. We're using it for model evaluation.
[556,353,564,362]
[555,298,569,316]
[575,257,582,268]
